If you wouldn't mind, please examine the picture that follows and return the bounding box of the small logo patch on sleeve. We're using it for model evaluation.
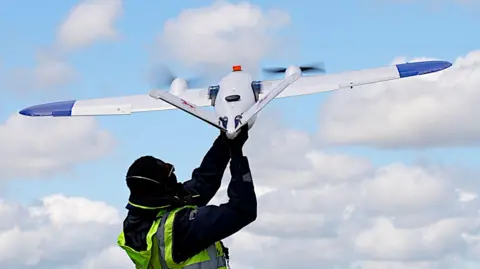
[189,209,198,220]
[242,172,252,182]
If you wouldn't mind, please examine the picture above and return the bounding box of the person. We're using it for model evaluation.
[117,126,257,269]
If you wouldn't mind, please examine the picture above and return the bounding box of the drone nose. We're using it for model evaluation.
[18,100,76,116]
[396,60,452,78]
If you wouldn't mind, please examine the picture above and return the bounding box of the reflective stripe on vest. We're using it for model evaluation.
[155,207,227,269]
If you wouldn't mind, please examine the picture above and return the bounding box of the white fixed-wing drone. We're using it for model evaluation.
[19,61,452,139]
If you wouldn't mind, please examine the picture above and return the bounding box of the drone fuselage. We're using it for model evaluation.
[209,70,260,138]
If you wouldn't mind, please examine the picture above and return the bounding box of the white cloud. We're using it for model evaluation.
[355,216,479,260]
[209,114,480,269]
[318,50,480,148]
[33,51,77,90]
[57,0,123,51]
[157,0,291,74]
[29,194,120,225]
[43,0,123,89]
[78,246,132,269]
[0,194,123,269]
[359,163,455,215]
[0,114,115,180]
[6,0,123,92]
[6,52,77,92]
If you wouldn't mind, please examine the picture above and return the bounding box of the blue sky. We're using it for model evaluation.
[0,0,478,209]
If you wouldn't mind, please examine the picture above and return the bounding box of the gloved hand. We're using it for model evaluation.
[220,125,249,157]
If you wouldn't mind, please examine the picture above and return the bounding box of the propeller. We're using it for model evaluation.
[148,64,203,89]
[262,62,326,75]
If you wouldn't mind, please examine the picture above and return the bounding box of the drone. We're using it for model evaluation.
[19,60,452,139]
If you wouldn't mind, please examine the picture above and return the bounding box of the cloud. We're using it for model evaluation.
[0,194,126,269]
[6,52,77,92]
[0,114,115,180]
[31,50,78,91]
[78,246,132,269]
[56,0,123,51]
[354,216,479,261]
[317,50,480,148]
[207,114,480,269]
[6,0,123,92]
[156,0,291,74]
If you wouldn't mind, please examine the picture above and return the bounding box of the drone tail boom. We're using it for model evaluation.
[231,72,301,133]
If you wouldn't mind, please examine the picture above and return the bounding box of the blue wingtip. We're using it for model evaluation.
[396,60,452,78]
[18,100,76,117]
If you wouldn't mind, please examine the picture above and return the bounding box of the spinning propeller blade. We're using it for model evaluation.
[148,64,203,88]
[262,62,326,74]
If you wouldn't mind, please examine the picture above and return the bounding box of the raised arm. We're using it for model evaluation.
[171,127,257,262]
[182,134,231,207]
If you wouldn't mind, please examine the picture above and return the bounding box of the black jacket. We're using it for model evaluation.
[122,136,257,263]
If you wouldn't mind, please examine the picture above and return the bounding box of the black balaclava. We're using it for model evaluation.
[125,156,192,211]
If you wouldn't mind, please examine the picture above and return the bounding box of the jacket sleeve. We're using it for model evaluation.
[182,135,231,207]
[171,156,257,263]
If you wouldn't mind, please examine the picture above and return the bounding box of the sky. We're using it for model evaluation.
[0,0,479,268]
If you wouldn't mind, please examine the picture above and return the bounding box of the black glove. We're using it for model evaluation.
[220,125,249,157]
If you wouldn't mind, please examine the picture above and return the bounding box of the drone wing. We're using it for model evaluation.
[260,60,452,99]
[18,88,210,117]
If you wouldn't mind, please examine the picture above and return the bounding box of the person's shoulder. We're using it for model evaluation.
[172,206,198,221]
[170,206,200,230]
